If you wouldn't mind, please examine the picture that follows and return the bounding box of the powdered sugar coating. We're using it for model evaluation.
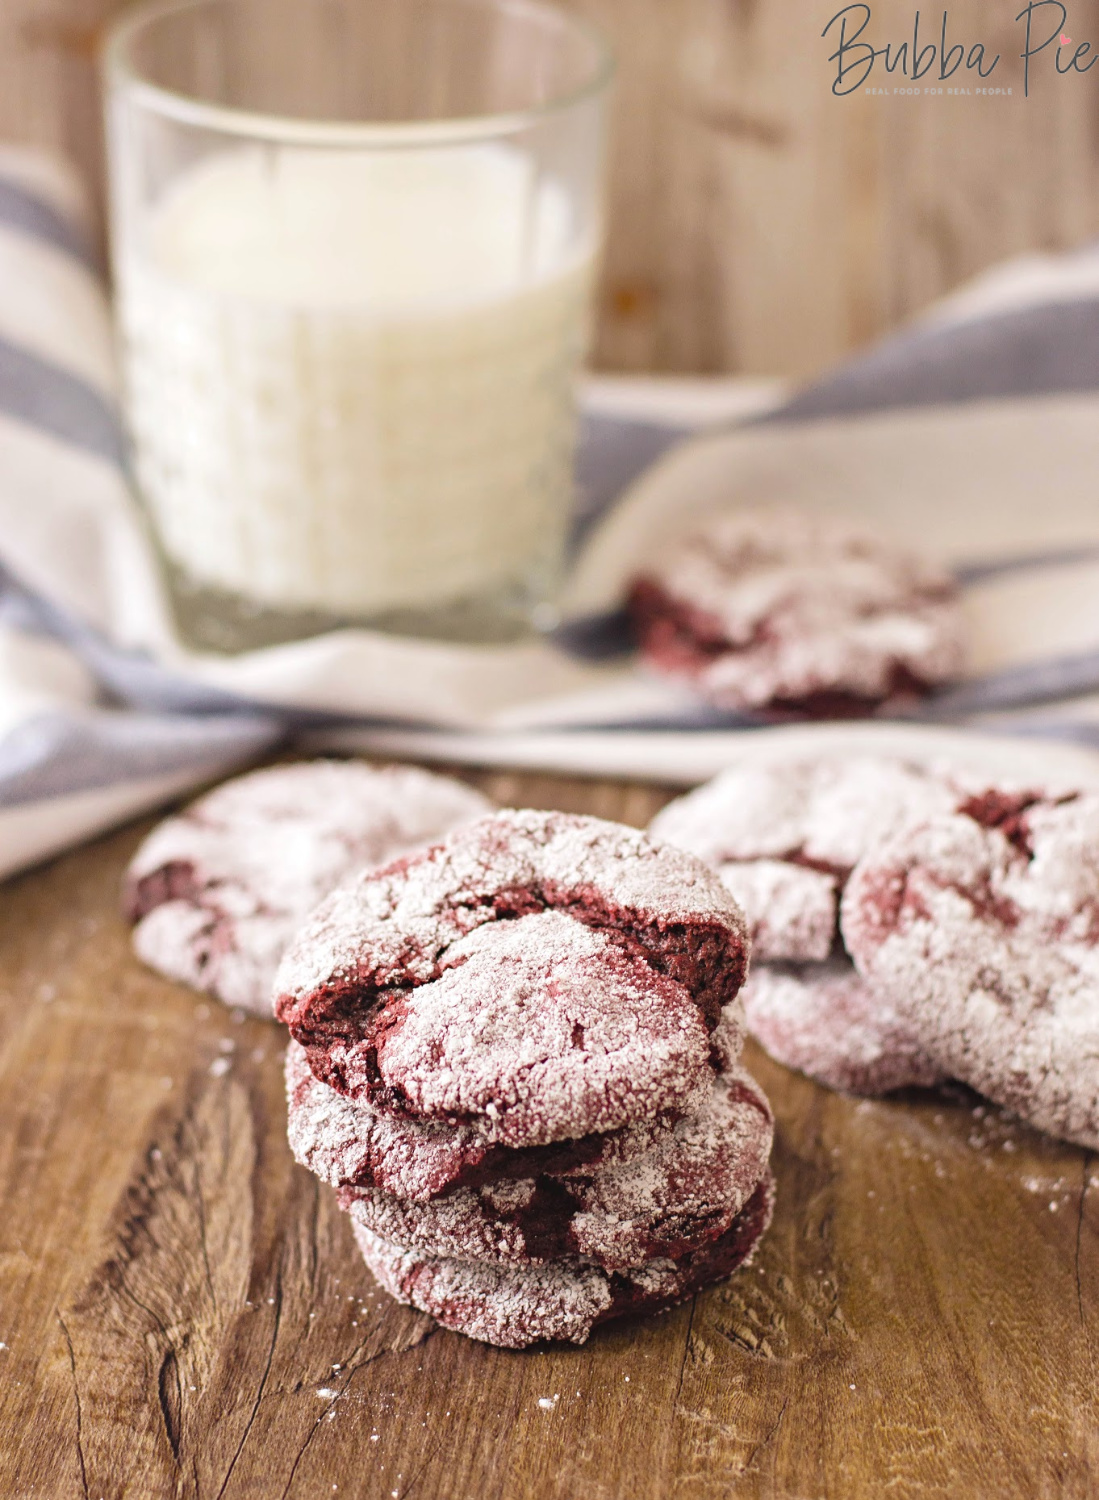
[124,760,492,1016]
[286,1039,504,1201]
[652,756,961,963]
[654,755,1008,1097]
[286,1039,709,1202]
[276,809,749,1145]
[340,1064,772,1271]
[352,1173,775,1348]
[629,505,967,711]
[358,911,714,1145]
[564,1066,770,1267]
[710,997,747,1074]
[652,756,961,882]
[356,1220,613,1348]
[842,794,1099,1148]
[718,861,837,963]
[743,959,943,1095]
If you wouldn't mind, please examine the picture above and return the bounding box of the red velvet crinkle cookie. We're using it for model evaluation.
[338,1063,772,1272]
[285,1040,702,1203]
[842,791,1099,1148]
[352,1172,775,1348]
[124,761,491,1016]
[275,810,749,1148]
[650,756,960,962]
[628,506,968,713]
[742,960,943,1095]
[287,1004,745,1201]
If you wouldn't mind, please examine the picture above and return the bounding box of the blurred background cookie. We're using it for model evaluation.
[629,506,968,715]
[123,760,492,1016]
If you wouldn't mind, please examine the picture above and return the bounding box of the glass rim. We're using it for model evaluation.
[103,0,614,147]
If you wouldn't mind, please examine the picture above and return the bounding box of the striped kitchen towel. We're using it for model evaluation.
[5,145,1099,878]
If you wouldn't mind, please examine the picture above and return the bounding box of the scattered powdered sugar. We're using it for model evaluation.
[842,794,1099,1148]
[742,958,943,1095]
[338,1056,772,1272]
[629,505,967,710]
[124,760,491,1016]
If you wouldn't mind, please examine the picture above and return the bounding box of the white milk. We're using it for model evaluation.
[115,145,595,622]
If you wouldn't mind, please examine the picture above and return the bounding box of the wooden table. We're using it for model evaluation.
[1,763,1096,1499]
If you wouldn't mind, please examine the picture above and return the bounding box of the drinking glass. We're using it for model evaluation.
[103,0,612,650]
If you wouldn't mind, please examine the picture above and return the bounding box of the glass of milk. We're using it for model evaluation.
[103,0,612,650]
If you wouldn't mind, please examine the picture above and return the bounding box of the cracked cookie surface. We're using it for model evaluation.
[276,809,749,1147]
[338,1059,772,1271]
[353,1172,775,1348]
[842,791,1099,1147]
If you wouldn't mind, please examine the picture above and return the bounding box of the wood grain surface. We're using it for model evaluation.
[1,761,1096,1500]
[4,0,1099,377]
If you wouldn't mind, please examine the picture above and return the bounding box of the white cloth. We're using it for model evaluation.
[5,146,1099,879]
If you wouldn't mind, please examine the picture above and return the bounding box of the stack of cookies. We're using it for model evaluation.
[276,808,775,1348]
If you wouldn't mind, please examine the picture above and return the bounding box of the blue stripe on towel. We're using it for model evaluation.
[955,544,1099,584]
[572,412,692,548]
[973,717,1099,749]
[0,176,98,270]
[0,335,126,464]
[0,708,281,808]
[910,648,1099,718]
[764,298,1099,423]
